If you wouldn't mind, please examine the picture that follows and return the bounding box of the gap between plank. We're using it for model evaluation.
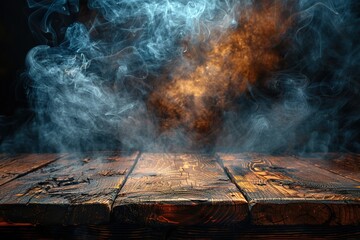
[0,154,66,187]
[215,154,251,204]
[109,151,142,212]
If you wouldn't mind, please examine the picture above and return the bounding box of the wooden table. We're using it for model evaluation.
[0,152,359,238]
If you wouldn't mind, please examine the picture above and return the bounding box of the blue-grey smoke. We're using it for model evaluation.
[218,0,360,154]
[0,0,359,153]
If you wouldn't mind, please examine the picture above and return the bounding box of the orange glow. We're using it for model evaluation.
[148,2,292,148]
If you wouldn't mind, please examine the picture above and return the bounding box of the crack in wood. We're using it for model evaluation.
[0,152,359,226]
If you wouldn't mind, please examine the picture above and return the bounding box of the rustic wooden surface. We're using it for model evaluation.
[0,152,359,227]
[113,153,248,225]
[0,154,64,186]
[0,152,138,225]
[299,153,360,182]
[218,153,360,226]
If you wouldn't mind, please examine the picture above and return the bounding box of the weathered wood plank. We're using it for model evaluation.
[113,153,248,225]
[0,152,138,225]
[0,154,65,186]
[298,153,360,182]
[219,153,360,226]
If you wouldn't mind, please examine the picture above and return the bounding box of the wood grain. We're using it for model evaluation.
[298,153,360,182]
[0,152,138,225]
[113,153,248,225]
[0,154,64,186]
[219,153,360,226]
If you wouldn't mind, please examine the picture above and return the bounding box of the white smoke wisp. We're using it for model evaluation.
[0,0,358,154]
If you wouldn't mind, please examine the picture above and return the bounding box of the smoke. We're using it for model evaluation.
[217,0,360,154]
[0,0,359,153]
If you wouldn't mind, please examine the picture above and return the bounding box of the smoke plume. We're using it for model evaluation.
[0,0,359,153]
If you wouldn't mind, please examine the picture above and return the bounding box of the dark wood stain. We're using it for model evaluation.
[0,154,65,186]
[299,153,360,182]
[218,153,360,226]
[0,152,359,229]
[0,152,138,225]
[113,153,248,225]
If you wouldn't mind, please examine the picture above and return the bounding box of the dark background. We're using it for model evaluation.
[0,1,81,144]
[0,1,35,116]
[0,1,36,143]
